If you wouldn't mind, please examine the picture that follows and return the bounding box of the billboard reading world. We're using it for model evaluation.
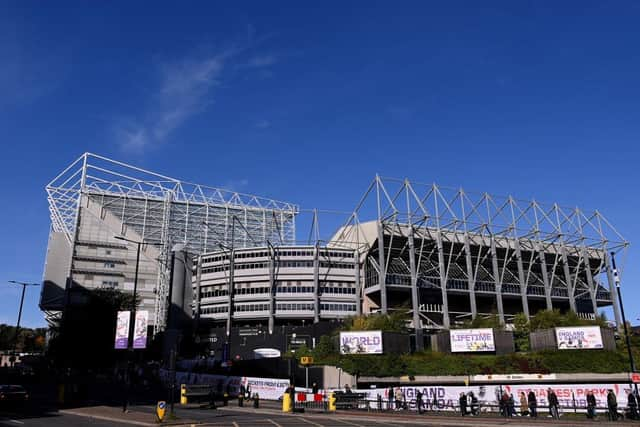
[340,331,383,354]
[450,328,495,352]
[555,326,603,350]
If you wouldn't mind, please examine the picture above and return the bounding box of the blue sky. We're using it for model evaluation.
[0,1,639,328]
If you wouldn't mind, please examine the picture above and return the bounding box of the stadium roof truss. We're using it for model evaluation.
[335,175,629,329]
[46,153,298,332]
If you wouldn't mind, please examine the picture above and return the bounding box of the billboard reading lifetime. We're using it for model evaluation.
[450,328,495,352]
[555,326,603,350]
[340,331,383,354]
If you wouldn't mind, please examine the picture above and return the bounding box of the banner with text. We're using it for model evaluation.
[114,310,130,350]
[555,326,603,350]
[133,310,149,349]
[340,330,383,354]
[450,328,495,352]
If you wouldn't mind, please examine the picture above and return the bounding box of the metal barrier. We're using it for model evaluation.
[332,397,638,420]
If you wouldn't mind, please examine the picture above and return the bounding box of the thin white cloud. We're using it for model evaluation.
[118,51,231,152]
[247,54,277,68]
[255,119,271,129]
[221,178,249,192]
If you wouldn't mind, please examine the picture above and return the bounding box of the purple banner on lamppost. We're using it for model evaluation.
[133,310,148,349]
[115,310,130,350]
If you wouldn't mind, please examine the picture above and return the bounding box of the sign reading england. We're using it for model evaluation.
[555,326,603,350]
[340,331,383,354]
[450,328,495,352]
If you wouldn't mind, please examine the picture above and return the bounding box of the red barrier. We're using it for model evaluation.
[297,392,307,402]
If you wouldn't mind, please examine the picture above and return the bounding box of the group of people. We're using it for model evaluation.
[498,390,543,418]
[457,391,480,416]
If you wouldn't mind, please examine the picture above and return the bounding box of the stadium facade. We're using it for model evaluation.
[41,154,628,345]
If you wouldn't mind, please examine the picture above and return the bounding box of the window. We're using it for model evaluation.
[104,262,116,268]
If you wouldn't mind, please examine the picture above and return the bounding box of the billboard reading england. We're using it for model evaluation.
[450,328,495,352]
[555,326,603,350]
[340,331,383,354]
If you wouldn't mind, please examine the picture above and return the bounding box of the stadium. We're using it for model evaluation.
[41,154,629,350]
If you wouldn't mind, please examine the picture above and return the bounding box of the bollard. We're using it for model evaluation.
[283,393,292,412]
[223,393,228,406]
[180,384,187,405]
[329,392,336,412]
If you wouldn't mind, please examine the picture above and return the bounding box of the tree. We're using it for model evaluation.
[513,312,530,351]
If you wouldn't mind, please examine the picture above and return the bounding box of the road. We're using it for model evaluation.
[0,404,632,427]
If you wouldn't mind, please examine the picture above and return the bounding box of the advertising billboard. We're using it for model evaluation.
[339,331,383,354]
[555,326,603,350]
[450,328,495,352]
[133,310,149,349]
[114,310,130,350]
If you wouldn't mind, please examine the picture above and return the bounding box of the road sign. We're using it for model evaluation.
[300,356,314,365]
[156,401,166,421]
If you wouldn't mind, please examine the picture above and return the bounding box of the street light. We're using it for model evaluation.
[114,235,144,412]
[7,280,39,356]
[611,252,638,395]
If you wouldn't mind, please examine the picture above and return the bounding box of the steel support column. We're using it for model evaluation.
[435,231,450,328]
[463,235,478,319]
[407,225,423,350]
[489,237,505,324]
[313,243,320,323]
[354,250,362,316]
[194,255,202,331]
[560,247,577,313]
[605,252,623,330]
[581,248,598,316]
[376,220,388,314]
[537,244,553,310]
[268,245,276,334]
[514,240,530,319]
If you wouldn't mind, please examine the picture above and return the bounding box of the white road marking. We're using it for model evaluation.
[267,419,283,427]
[9,421,24,425]
[298,417,325,427]
[232,422,240,427]
[333,418,366,427]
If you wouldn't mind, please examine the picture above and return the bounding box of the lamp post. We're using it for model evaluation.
[7,280,39,358]
[611,252,638,394]
[114,235,143,412]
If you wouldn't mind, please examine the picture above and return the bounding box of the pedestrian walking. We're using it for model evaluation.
[528,390,537,418]
[507,393,515,417]
[547,388,560,420]
[388,386,394,410]
[459,392,467,416]
[628,390,638,420]
[519,392,528,416]
[395,388,404,411]
[312,382,319,395]
[469,391,479,416]
[586,391,596,419]
[607,389,618,421]
[416,389,424,414]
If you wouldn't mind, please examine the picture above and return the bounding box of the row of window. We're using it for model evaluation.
[202,250,355,265]
[235,304,269,312]
[201,260,355,274]
[201,306,229,314]
[320,287,356,295]
[101,280,119,287]
[320,303,357,312]
[200,289,229,298]
[276,303,314,311]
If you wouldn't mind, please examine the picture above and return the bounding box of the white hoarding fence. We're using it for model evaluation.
[340,331,383,354]
[555,326,603,350]
[450,328,495,352]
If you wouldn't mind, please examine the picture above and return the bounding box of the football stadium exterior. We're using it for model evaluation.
[41,155,628,344]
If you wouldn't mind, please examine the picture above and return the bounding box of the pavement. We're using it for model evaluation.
[2,401,639,427]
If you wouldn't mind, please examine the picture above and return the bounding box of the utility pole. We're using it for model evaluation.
[7,281,39,358]
[611,252,638,394]
[114,235,143,412]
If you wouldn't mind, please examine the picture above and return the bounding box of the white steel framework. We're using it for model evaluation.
[333,176,629,346]
[46,153,298,333]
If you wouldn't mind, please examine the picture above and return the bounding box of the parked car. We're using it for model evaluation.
[0,385,29,405]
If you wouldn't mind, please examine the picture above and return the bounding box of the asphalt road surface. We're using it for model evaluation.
[0,404,631,427]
